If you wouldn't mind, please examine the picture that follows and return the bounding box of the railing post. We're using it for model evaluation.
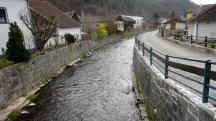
[138,40,140,50]
[165,55,169,79]
[202,60,211,103]
[150,47,153,65]
[205,36,208,47]
[181,35,183,42]
[142,43,145,56]
[190,35,193,44]
[135,36,138,46]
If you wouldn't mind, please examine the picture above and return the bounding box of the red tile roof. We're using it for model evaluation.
[29,0,80,28]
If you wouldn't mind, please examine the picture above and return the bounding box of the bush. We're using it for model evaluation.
[103,21,118,35]
[99,23,108,38]
[64,33,76,44]
[6,22,31,63]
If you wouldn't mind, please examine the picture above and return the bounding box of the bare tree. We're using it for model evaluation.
[20,9,57,51]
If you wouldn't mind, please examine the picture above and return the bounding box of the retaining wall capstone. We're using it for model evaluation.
[0,36,121,109]
[133,47,216,121]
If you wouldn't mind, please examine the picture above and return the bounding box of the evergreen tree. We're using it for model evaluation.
[153,13,159,25]
[170,11,177,19]
[6,22,31,62]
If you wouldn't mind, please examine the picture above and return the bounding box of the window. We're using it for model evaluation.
[0,7,8,23]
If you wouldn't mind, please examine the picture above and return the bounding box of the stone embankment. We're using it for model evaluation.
[133,45,216,121]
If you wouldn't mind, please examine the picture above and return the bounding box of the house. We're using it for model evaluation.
[158,18,168,27]
[0,0,33,54]
[162,18,186,37]
[164,18,186,31]
[158,18,168,37]
[188,4,216,39]
[65,11,81,24]
[186,4,215,20]
[29,0,81,46]
[129,16,144,29]
[115,15,136,32]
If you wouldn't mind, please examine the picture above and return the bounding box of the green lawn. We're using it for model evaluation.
[0,58,14,69]
[208,41,216,49]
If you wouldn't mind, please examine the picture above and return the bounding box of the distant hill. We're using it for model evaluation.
[48,0,195,19]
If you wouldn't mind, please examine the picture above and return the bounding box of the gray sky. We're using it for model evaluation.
[191,0,216,4]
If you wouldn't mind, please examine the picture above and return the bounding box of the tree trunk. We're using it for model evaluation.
[36,39,45,51]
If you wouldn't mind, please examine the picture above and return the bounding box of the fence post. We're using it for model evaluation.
[135,36,138,46]
[181,35,183,42]
[165,55,169,79]
[205,36,208,47]
[190,35,193,44]
[202,60,211,103]
[150,47,153,65]
[142,43,145,56]
[138,40,140,50]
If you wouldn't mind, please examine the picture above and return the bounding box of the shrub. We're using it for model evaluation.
[99,23,108,38]
[6,22,31,63]
[103,21,118,35]
[64,33,76,44]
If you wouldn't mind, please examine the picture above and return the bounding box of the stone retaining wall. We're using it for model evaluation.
[133,47,216,121]
[0,36,121,109]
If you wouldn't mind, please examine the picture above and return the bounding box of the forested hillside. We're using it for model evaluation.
[49,0,195,19]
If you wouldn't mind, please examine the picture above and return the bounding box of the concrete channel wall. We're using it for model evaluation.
[133,47,216,121]
[0,36,121,109]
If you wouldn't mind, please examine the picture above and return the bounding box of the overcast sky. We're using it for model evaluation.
[191,0,216,5]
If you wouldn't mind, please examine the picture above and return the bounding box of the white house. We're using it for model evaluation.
[115,15,143,32]
[0,0,33,54]
[164,18,185,30]
[29,0,81,47]
[188,4,216,39]
[129,16,144,29]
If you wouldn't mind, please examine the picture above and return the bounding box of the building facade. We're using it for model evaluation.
[29,0,81,47]
[0,0,33,54]
[188,4,216,39]
[115,15,143,32]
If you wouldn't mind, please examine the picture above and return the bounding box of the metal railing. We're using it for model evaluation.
[165,30,216,48]
[135,36,216,103]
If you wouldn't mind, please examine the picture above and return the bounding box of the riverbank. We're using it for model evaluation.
[0,35,123,121]
[7,37,141,121]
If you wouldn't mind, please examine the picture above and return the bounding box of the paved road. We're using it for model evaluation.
[17,38,141,121]
[138,31,216,61]
[138,31,216,104]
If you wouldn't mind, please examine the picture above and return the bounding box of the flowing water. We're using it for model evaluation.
[18,38,141,121]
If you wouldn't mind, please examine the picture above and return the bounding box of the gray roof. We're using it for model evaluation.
[191,5,216,22]
[115,15,136,22]
[122,16,136,22]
